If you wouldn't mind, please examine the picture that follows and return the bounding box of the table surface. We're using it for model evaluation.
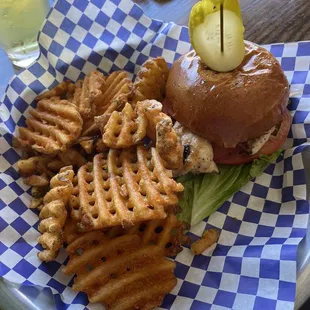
[133,0,310,44]
[1,1,310,309]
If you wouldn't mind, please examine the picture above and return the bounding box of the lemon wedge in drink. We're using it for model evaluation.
[189,0,245,72]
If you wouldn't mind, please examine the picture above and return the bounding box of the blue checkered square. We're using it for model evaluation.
[281,57,295,71]
[278,281,295,301]
[179,281,200,299]
[13,259,36,278]
[224,257,242,275]
[73,0,88,12]
[254,297,277,310]
[49,40,63,57]
[238,276,259,295]
[11,217,31,235]
[66,37,81,52]
[9,198,27,215]
[260,259,280,279]
[11,238,33,257]
[213,290,236,308]
[60,17,76,34]
[244,246,263,258]
[202,272,222,288]
[78,14,93,31]
[243,209,261,224]
[2,149,20,165]
[297,42,310,56]
[55,0,71,15]
[280,245,297,261]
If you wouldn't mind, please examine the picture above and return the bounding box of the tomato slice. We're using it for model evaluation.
[213,109,291,165]
[162,98,175,117]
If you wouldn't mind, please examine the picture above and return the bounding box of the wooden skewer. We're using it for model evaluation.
[220,3,224,53]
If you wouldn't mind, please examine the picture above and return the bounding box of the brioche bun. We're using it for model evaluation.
[165,41,289,148]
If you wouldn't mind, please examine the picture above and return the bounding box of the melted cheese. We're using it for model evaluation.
[247,127,275,155]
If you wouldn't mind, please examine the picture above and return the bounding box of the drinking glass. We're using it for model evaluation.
[0,0,50,69]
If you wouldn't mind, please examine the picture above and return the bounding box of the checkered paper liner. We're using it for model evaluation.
[0,0,310,309]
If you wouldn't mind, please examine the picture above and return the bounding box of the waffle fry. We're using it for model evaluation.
[191,228,219,255]
[37,166,74,262]
[122,211,189,257]
[76,146,184,230]
[81,73,132,137]
[36,81,74,101]
[18,151,86,183]
[58,148,87,168]
[72,71,106,119]
[156,117,183,169]
[18,98,83,155]
[63,217,81,244]
[69,174,80,221]
[18,156,55,178]
[64,207,189,256]
[63,234,177,310]
[137,100,163,141]
[18,156,58,194]
[101,103,148,149]
[97,71,132,116]
[137,100,183,169]
[132,57,169,105]
[30,197,44,210]
[77,136,108,154]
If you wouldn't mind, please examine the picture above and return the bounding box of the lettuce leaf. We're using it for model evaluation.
[177,150,282,225]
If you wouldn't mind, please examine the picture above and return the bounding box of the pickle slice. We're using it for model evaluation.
[189,0,245,72]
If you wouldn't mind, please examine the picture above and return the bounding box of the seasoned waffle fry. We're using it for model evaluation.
[156,117,183,169]
[18,156,57,195]
[24,174,49,187]
[77,136,108,154]
[18,151,86,189]
[69,175,80,220]
[58,148,87,168]
[132,57,169,105]
[81,74,132,137]
[191,228,219,255]
[97,71,132,116]
[18,98,83,155]
[137,100,163,141]
[31,185,49,198]
[137,100,183,169]
[63,234,177,310]
[102,103,148,149]
[64,207,189,257]
[73,71,106,119]
[18,156,55,178]
[126,211,190,257]
[30,197,44,210]
[37,166,74,262]
[63,217,81,244]
[36,81,74,101]
[77,146,184,230]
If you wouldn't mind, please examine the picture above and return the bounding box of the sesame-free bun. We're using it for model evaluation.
[165,41,289,148]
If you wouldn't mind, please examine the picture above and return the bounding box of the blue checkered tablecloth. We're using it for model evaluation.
[0,1,310,309]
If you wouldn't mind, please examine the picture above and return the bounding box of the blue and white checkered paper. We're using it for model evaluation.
[0,0,310,309]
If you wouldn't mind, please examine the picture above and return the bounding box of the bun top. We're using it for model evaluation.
[165,41,289,148]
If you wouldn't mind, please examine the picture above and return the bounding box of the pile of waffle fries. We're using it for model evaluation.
[15,57,203,310]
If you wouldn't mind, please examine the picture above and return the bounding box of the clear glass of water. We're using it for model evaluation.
[0,0,50,69]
